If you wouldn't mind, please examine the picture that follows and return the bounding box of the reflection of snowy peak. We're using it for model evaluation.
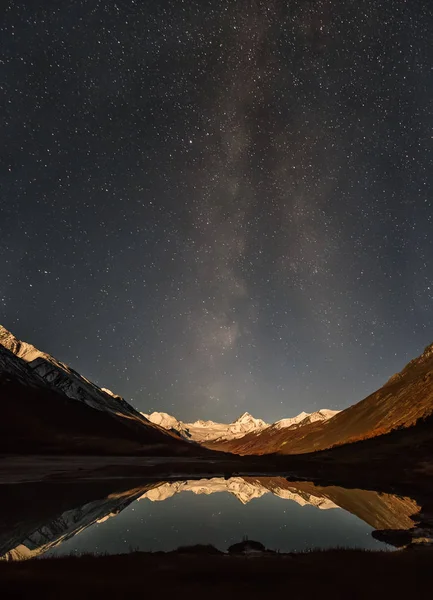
[139,478,339,509]
[0,478,338,563]
[261,486,337,510]
[143,409,340,443]
[141,478,268,504]
[0,325,145,422]
[0,490,145,562]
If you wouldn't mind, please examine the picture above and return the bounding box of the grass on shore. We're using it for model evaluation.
[1,546,432,599]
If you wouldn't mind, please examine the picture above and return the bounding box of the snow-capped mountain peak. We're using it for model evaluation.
[234,412,267,427]
[235,412,254,422]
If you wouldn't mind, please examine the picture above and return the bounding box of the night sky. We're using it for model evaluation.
[2,1,433,422]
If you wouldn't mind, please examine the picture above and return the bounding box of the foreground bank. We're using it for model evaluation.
[1,546,432,599]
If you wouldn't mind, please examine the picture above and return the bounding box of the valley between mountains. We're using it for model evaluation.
[2,322,433,472]
[1,322,433,493]
[0,324,342,459]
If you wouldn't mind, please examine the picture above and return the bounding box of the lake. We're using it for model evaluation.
[0,476,420,560]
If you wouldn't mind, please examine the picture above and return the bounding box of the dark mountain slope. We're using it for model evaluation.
[0,335,202,456]
[0,376,192,455]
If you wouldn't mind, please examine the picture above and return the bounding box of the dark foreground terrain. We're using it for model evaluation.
[1,546,432,599]
[1,425,433,598]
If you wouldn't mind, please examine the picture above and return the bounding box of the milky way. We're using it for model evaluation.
[2,1,433,421]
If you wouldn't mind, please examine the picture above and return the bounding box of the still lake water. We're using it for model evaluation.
[1,476,419,560]
[45,489,384,556]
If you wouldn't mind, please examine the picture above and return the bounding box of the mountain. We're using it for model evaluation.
[143,411,268,442]
[0,325,148,420]
[273,409,340,429]
[143,412,192,438]
[186,412,269,442]
[205,342,433,455]
[143,409,339,443]
[0,325,200,455]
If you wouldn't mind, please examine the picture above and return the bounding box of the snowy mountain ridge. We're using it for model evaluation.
[0,325,147,424]
[143,409,340,443]
[272,409,340,430]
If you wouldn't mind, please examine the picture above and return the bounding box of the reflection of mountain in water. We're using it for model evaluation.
[1,496,137,561]
[0,478,420,561]
[139,478,338,509]
[243,478,419,531]
[0,482,159,561]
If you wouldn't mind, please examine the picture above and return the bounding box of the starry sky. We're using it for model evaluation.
[2,0,433,422]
